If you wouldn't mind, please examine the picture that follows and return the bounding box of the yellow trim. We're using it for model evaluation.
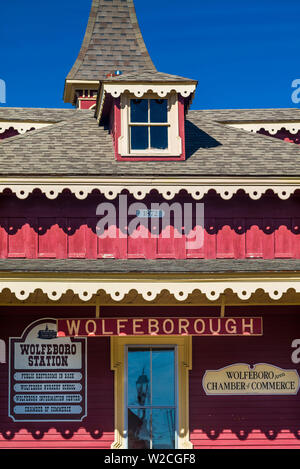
[110,335,193,449]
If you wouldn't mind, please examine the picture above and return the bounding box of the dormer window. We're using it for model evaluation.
[116,91,186,160]
[130,98,168,151]
[96,77,197,161]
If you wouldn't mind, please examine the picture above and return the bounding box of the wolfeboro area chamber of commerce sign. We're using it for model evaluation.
[57,317,263,337]
[203,363,300,396]
[9,319,87,422]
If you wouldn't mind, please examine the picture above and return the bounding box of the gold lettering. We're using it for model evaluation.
[162,319,174,335]
[209,318,221,335]
[117,319,128,335]
[102,319,113,335]
[194,319,205,334]
[85,320,97,335]
[148,319,159,335]
[179,319,190,335]
[133,319,144,335]
[66,320,80,336]
[242,318,254,335]
[225,318,237,334]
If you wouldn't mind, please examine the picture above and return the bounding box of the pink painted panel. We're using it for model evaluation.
[7,218,27,258]
[67,218,87,259]
[156,226,186,259]
[245,220,263,258]
[127,224,156,259]
[37,218,67,258]
[97,226,126,259]
[274,218,293,258]
[216,219,245,259]
[292,218,300,258]
[0,218,8,258]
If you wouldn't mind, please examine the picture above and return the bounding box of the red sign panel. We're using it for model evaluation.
[57,317,263,337]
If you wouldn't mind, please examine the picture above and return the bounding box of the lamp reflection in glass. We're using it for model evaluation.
[136,368,149,406]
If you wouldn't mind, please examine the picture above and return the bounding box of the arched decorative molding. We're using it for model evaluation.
[1,177,300,201]
[103,83,197,100]
[1,274,300,303]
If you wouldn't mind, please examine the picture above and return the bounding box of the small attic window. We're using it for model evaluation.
[130,98,169,150]
[116,91,184,160]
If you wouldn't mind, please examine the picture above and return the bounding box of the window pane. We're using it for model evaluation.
[131,126,149,150]
[130,99,148,123]
[150,99,168,123]
[150,126,168,149]
[152,349,175,406]
[128,408,151,449]
[152,409,175,449]
[128,349,150,406]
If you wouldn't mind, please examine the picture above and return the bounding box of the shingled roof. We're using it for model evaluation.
[1,108,300,177]
[66,0,156,82]
[1,258,300,274]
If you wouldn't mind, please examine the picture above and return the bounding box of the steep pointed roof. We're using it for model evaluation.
[66,0,156,82]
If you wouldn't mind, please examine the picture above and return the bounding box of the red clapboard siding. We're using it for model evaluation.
[190,429,300,449]
[274,218,293,258]
[1,216,300,259]
[216,219,245,259]
[127,224,156,259]
[0,429,114,449]
[38,218,67,258]
[67,218,87,258]
[156,226,186,259]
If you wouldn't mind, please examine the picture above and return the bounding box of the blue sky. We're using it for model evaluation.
[1,0,300,110]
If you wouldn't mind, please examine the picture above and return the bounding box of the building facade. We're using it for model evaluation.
[0,0,300,449]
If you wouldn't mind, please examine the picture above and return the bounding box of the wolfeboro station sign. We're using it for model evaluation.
[57,317,263,337]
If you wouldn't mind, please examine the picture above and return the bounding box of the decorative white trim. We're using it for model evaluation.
[0,274,300,302]
[1,177,300,200]
[103,82,196,100]
[118,92,182,157]
[0,122,52,134]
[227,122,300,135]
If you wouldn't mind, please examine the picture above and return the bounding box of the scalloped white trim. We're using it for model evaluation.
[103,83,196,99]
[0,276,299,302]
[227,122,300,135]
[0,122,52,134]
[1,178,300,200]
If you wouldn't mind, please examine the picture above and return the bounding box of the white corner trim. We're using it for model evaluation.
[0,276,299,302]
[103,83,196,99]
[1,177,300,201]
[227,122,300,135]
[0,122,52,134]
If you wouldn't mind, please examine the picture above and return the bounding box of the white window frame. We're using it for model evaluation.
[124,344,179,450]
[118,92,182,157]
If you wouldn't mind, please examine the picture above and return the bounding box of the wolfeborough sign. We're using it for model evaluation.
[57,317,263,337]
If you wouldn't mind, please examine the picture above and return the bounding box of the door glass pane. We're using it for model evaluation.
[152,409,175,449]
[152,349,175,406]
[150,126,168,149]
[150,99,168,123]
[128,349,150,406]
[131,126,149,150]
[131,99,148,123]
[128,408,151,449]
